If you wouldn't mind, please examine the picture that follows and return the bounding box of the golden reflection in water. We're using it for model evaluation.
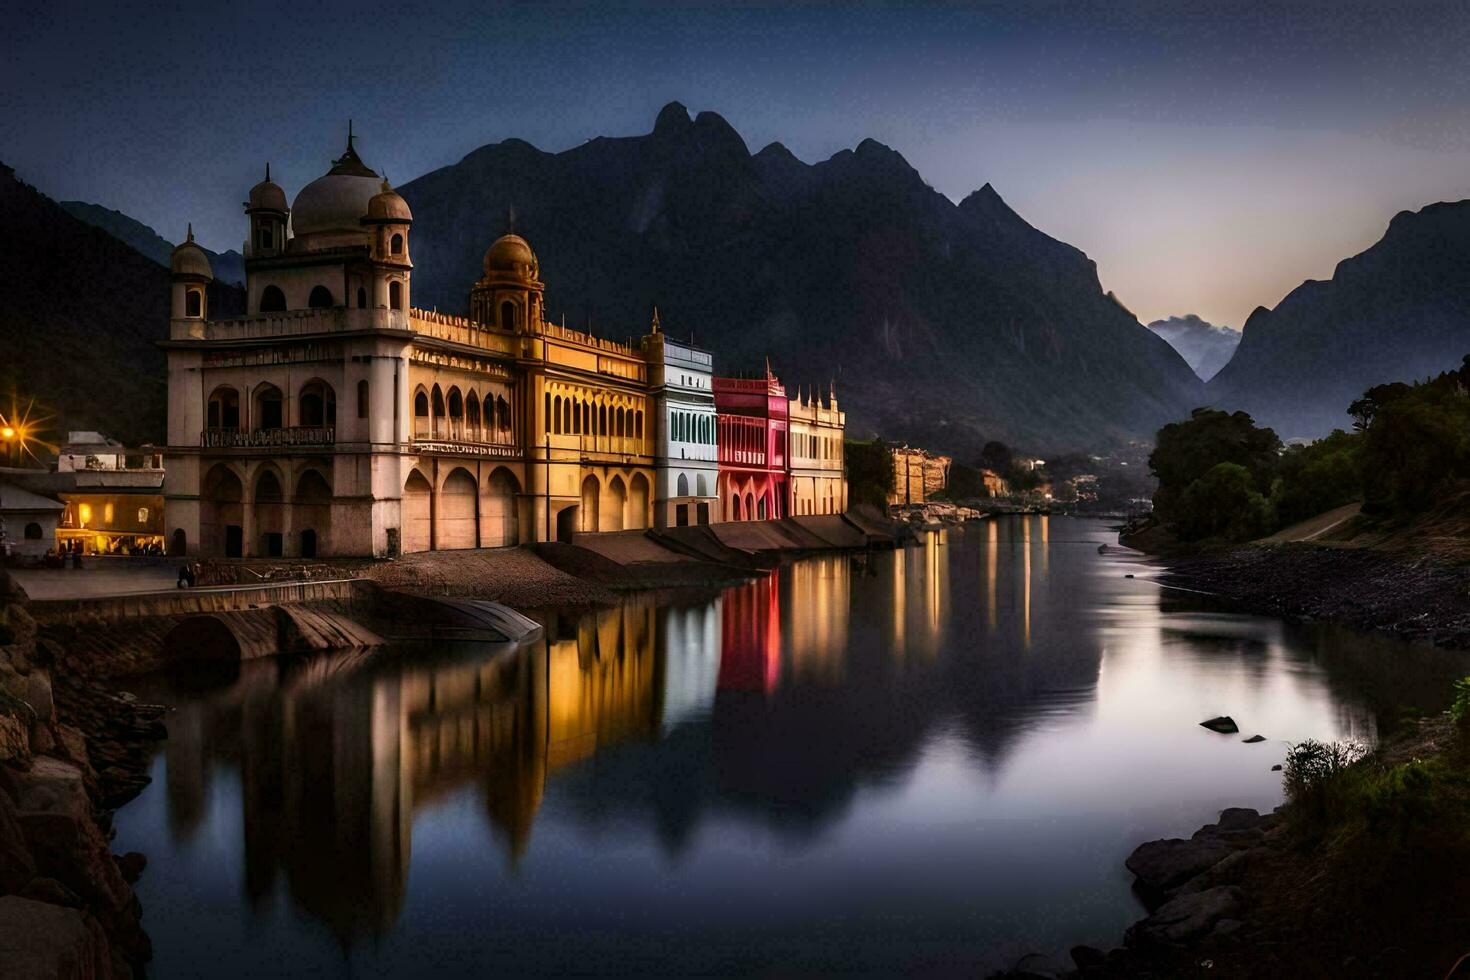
[926,530,942,639]
[1022,517,1032,649]
[891,546,906,657]
[1040,513,1050,579]
[163,602,670,944]
[986,520,998,631]
[786,555,850,683]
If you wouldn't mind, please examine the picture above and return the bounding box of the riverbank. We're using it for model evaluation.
[1042,712,1470,979]
[1119,497,1470,648]
[0,569,162,977]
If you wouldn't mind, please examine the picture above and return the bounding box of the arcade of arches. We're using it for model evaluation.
[199,462,336,559]
[400,465,522,553]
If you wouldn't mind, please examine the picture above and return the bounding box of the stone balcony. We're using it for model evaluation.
[201,427,335,449]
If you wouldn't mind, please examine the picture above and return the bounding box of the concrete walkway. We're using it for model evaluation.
[9,561,180,600]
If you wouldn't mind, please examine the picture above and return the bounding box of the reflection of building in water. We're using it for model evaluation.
[660,601,722,731]
[985,520,998,630]
[719,572,782,692]
[784,555,850,683]
[548,604,660,768]
[158,602,668,944]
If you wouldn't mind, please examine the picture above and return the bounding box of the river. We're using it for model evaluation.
[112,517,1470,976]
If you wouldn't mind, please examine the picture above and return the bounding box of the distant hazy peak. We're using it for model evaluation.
[1147,314,1241,382]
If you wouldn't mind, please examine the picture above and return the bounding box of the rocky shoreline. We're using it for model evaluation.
[0,570,164,978]
[1160,542,1470,649]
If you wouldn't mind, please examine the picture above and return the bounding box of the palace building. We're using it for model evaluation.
[713,369,789,522]
[787,386,846,516]
[640,317,720,527]
[163,132,660,558]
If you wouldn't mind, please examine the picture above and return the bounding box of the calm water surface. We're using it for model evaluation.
[115,518,1470,976]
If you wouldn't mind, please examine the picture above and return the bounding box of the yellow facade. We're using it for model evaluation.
[787,387,847,516]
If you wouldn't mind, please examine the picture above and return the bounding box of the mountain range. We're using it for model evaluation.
[12,101,1470,457]
[1209,200,1470,439]
[399,103,1204,454]
[1147,314,1240,381]
[58,200,245,286]
[0,163,242,447]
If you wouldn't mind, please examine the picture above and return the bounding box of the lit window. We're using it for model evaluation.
[137,507,149,524]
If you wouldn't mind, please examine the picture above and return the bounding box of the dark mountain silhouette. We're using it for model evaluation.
[59,200,245,285]
[400,103,1203,453]
[0,163,242,447]
[1210,200,1470,440]
[1147,314,1240,381]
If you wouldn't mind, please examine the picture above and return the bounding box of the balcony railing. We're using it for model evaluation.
[201,427,335,448]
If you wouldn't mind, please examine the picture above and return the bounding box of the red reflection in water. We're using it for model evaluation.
[718,570,782,692]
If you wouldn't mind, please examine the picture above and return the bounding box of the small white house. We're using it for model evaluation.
[0,481,65,558]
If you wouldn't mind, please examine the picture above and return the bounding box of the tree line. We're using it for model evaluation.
[1150,355,1470,543]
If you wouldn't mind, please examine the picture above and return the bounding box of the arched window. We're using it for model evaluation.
[599,404,608,436]
[581,402,590,434]
[615,407,625,438]
[466,392,481,437]
[562,398,572,434]
[497,396,510,432]
[357,380,369,419]
[255,384,284,429]
[677,473,689,497]
[308,285,333,309]
[23,522,41,540]
[544,393,551,433]
[500,300,516,330]
[259,285,286,312]
[390,233,404,255]
[298,380,336,427]
[356,287,367,309]
[431,386,445,437]
[207,386,240,429]
[636,411,643,440]
[552,396,563,435]
[185,288,203,317]
[414,390,429,437]
[389,280,403,310]
[572,399,581,434]
[256,224,273,251]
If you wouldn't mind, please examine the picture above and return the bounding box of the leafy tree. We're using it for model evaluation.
[1174,462,1275,542]
[979,440,1013,475]
[844,438,895,509]
[1359,380,1470,514]
[1272,430,1363,527]
[1150,407,1281,529]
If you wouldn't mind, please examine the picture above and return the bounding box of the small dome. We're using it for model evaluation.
[171,226,213,279]
[366,179,412,222]
[483,233,538,280]
[247,165,288,212]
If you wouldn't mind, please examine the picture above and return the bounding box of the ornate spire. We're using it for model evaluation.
[347,118,355,151]
[651,306,661,333]
[265,161,271,182]
[186,222,194,243]
[507,204,517,234]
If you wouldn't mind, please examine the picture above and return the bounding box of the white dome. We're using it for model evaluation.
[289,137,381,237]
[291,172,381,236]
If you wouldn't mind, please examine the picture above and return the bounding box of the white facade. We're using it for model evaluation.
[641,327,720,527]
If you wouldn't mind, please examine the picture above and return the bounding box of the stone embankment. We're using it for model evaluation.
[0,569,162,978]
[1163,543,1470,648]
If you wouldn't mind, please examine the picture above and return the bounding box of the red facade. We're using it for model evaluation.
[714,371,788,522]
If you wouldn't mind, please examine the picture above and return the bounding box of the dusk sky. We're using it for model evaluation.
[6,0,1470,331]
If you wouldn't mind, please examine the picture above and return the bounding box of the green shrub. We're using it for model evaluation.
[1361,759,1435,839]
[1283,738,1368,824]
[1452,676,1470,728]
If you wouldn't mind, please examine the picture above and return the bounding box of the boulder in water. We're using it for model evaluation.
[1200,716,1239,734]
